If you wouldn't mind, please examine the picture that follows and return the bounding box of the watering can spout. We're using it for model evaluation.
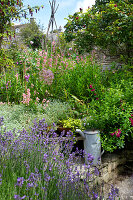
[75,129,85,139]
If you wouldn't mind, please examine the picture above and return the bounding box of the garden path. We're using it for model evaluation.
[104,164,133,200]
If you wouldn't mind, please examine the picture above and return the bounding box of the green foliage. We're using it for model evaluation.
[20,20,45,50]
[1,46,133,153]
[6,41,27,63]
[53,32,73,56]
[59,118,83,132]
[50,55,103,102]
[64,0,133,63]
[83,86,133,152]
[43,100,74,124]
[0,48,15,73]
[0,0,44,48]
[0,69,23,103]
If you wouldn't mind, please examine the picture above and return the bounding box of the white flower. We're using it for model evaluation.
[30,41,34,44]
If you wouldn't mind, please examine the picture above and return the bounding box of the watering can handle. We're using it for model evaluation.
[75,129,85,139]
[101,150,105,156]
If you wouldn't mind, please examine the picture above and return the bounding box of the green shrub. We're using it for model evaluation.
[83,87,133,152]
[0,49,15,73]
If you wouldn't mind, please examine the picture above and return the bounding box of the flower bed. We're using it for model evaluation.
[0,47,133,153]
[0,117,120,200]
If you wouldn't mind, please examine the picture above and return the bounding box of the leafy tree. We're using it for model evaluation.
[0,0,44,49]
[64,0,133,63]
[20,19,45,50]
[0,0,44,73]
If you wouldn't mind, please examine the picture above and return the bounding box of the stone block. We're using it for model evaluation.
[112,161,119,170]
[101,167,108,175]
[108,163,112,173]
[102,173,110,183]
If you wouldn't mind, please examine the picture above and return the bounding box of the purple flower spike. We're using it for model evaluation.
[93,192,98,199]
[16,177,25,187]
[0,173,2,185]
[21,196,26,200]
[14,195,26,200]
[14,195,20,200]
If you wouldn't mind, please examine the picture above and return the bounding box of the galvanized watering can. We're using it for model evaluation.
[76,129,104,165]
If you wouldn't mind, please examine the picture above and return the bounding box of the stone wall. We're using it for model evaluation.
[98,150,126,183]
[92,47,123,70]
[98,142,133,183]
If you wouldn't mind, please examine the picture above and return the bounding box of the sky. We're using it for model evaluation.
[15,0,95,32]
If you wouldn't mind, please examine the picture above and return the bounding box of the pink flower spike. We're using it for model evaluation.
[89,85,93,88]
[114,4,117,7]
[94,93,96,96]
[15,73,19,80]
[91,89,95,91]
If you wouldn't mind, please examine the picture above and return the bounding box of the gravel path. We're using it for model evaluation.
[116,175,133,200]
[104,164,133,200]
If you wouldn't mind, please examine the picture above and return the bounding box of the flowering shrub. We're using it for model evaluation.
[110,129,122,138]
[0,48,103,104]
[0,47,132,152]
[83,87,133,152]
[0,117,119,199]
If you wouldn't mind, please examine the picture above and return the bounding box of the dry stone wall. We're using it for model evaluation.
[98,142,133,183]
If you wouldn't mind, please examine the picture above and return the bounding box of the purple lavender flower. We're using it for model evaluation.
[27,182,34,188]
[108,185,119,199]
[43,153,48,162]
[92,192,98,199]
[24,161,30,174]
[34,192,39,196]
[0,116,4,126]
[14,195,26,200]
[14,195,21,200]
[94,167,99,176]
[87,153,94,163]
[0,174,2,185]
[16,177,25,187]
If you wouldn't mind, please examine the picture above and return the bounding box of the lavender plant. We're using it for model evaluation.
[0,116,119,200]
